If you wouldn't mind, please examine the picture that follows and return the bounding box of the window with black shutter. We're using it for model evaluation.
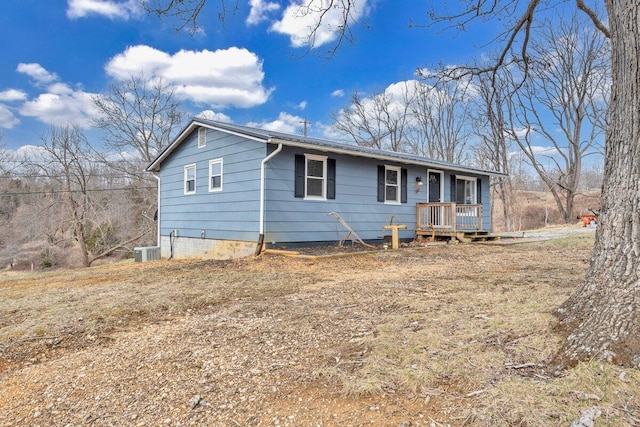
[294,154,335,200]
[378,165,407,204]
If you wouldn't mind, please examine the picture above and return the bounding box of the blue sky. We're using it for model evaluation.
[0,0,499,152]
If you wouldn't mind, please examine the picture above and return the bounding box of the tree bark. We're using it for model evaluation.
[553,0,640,369]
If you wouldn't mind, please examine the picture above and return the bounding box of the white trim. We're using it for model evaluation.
[260,144,283,235]
[304,153,328,200]
[208,158,223,192]
[184,163,196,195]
[152,173,160,246]
[146,121,269,172]
[384,165,401,204]
[455,175,477,204]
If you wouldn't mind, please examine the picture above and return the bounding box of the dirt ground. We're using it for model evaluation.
[1,226,639,426]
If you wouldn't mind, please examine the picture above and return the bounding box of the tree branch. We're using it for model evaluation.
[576,0,610,38]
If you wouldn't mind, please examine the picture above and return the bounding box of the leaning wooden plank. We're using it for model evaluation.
[327,212,376,248]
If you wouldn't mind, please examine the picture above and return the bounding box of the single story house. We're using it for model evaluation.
[146,118,506,259]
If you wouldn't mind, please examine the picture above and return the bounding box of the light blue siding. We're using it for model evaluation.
[158,128,265,241]
[262,147,494,244]
[157,128,494,247]
[264,147,427,244]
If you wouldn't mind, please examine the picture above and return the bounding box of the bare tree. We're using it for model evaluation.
[471,67,516,231]
[410,75,473,163]
[552,1,640,369]
[143,0,237,34]
[504,15,609,223]
[331,79,473,161]
[93,74,184,243]
[331,82,416,152]
[151,0,640,369]
[30,125,95,267]
[27,125,151,267]
[93,74,185,166]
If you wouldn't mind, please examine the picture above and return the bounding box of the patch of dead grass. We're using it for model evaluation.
[3,230,639,426]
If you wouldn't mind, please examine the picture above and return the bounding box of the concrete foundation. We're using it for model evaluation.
[159,236,257,260]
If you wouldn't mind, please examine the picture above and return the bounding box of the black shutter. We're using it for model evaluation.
[377,165,385,202]
[450,175,457,203]
[294,154,305,198]
[401,168,408,203]
[327,158,336,199]
[476,178,482,204]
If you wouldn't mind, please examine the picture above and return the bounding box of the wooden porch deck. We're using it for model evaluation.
[416,203,499,243]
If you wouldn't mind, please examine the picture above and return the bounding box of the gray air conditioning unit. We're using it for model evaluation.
[134,246,161,262]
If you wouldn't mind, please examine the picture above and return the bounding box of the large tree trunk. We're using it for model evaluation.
[553,1,640,369]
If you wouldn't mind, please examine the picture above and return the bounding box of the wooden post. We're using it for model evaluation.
[383,224,407,249]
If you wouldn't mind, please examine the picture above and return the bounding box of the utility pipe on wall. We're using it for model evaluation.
[152,173,161,246]
[256,142,283,255]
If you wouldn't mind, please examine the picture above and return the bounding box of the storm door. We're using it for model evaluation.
[427,170,446,228]
[427,170,442,202]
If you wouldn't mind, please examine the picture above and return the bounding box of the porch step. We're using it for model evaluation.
[416,229,500,243]
[456,231,501,243]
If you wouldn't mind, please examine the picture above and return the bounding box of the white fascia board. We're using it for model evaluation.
[146,120,269,172]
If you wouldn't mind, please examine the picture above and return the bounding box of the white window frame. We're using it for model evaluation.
[198,127,207,148]
[456,175,477,204]
[384,165,401,204]
[305,154,327,200]
[184,164,196,195]
[208,158,223,192]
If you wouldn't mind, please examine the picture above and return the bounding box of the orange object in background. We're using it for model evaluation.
[579,214,598,227]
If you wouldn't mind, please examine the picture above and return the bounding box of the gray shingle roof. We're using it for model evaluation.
[147,118,507,176]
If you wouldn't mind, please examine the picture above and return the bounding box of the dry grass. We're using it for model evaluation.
[2,228,639,426]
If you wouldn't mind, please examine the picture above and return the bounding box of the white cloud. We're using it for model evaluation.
[271,0,369,48]
[105,45,273,108]
[337,80,424,123]
[296,100,307,110]
[511,126,535,138]
[247,112,305,134]
[0,104,19,129]
[246,0,281,25]
[527,145,560,156]
[16,63,59,86]
[331,89,345,98]
[0,89,28,102]
[12,63,101,128]
[14,144,48,158]
[19,82,100,128]
[195,110,233,123]
[66,0,142,20]
[104,45,171,79]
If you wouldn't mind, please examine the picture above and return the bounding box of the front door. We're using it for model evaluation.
[428,170,442,203]
[426,170,445,227]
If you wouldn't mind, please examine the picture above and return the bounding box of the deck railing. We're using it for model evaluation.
[416,203,483,232]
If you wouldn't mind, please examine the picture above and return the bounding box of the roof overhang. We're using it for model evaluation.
[269,137,507,177]
[146,119,270,172]
[146,118,507,177]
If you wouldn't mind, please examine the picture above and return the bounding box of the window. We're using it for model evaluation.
[209,159,223,192]
[377,165,407,204]
[385,166,401,203]
[294,154,336,200]
[184,164,196,194]
[305,155,326,198]
[455,176,477,204]
[198,127,206,148]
